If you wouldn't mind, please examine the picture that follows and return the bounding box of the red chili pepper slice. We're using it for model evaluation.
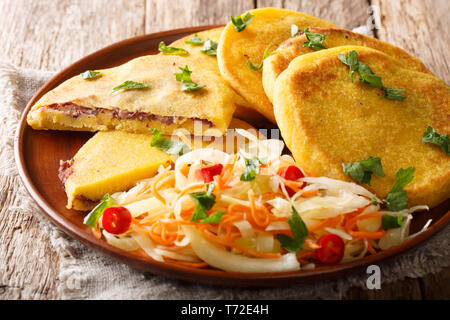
[199,164,223,183]
[314,234,345,265]
[101,206,132,234]
[279,165,304,196]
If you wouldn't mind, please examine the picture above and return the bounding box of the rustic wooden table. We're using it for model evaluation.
[0,0,448,299]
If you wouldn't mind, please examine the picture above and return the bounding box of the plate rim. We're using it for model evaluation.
[13,25,450,287]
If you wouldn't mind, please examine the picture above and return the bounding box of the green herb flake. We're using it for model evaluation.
[383,167,415,212]
[275,206,309,252]
[338,50,406,99]
[338,50,359,82]
[200,39,218,56]
[383,87,406,101]
[206,182,215,196]
[112,80,150,93]
[291,24,300,37]
[303,27,326,51]
[81,70,101,80]
[174,65,206,92]
[185,34,204,45]
[200,211,225,224]
[342,156,385,185]
[189,191,216,222]
[158,41,189,55]
[83,194,116,227]
[230,12,253,32]
[371,197,380,206]
[422,126,450,155]
[240,153,262,182]
[246,46,270,71]
[150,128,191,156]
[381,214,403,230]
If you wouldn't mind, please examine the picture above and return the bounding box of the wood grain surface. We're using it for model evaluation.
[0,0,448,299]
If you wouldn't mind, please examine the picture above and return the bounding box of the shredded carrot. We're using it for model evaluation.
[366,240,376,254]
[345,212,381,233]
[349,230,386,239]
[308,215,342,232]
[151,170,175,204]
[301,189,319,197]
[169,260,209,268]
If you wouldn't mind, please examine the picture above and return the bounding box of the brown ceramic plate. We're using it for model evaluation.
[14,26,450,287]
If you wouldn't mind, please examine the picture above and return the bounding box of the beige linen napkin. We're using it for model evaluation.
[1,61,449,299]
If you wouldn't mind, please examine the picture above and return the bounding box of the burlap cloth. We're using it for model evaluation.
[1,62,449,299]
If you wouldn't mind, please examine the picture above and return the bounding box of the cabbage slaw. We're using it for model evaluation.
[89,129,430,273]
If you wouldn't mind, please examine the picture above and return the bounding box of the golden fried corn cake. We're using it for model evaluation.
[263,27,431,103]
[27,51,236,137]
[217,7,336,123]
[273,46,450,208]
[60,118,259,211]
[169,28,267,125]
[59,130,172,211]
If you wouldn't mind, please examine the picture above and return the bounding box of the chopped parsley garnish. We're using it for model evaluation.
[291,24,300,37]
[81,70,101,80]
[383,88,406,101]
[240,153,263,181]
[381,214,403,230]
[199,211,225,224]
[303,27,326,51]
[150,128,191,156]
[246,46,270,71]
[112,80,151,93]
[83,194,116,227]
[200,39,218,56]
[275,206,309,252]
[230,12,253,32]
[371,197,380,206]
[189,191,216,222]
[342,156,385,185]
[185,34,204,45]
[158,41,189,55]
[174,65,206,92]
[338,50,405,100]
[422,126,450,155]
[383,167,415,212]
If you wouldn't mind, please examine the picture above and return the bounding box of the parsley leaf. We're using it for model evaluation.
[240,153,262,181]
[342,156,385,185]
[201,39,218,56]
[81,70,101,80]
[338,50,405,100]
[303,27,326,51]
[383,167,415,212]
[383,87,406,101]
[112,80,151,93]
[338,50,359,82]
[158,41,189,55]
[381,214,403,230]
[422,126,450,155]
[83,194,116,227]
[174,65,206,92]
[291,24,300,37]
[199,211,225,224]
[275,206,309,252]
[189,191,216,222]
[185,34,204,45]
[371,197,380,206]
[230,12,253,32]
[246,46,270,71]
[150,129,191,156]
[357,62,383,88]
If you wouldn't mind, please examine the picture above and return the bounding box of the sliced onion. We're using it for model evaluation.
[124,197,166,218]
[324,227,353,241]
[233,220,254,238]
[103,231,139,251]
[153,248,200,263]
[182,226,300,273]
[130,232,164,262]
[378,228,404,250]
[300,177,376,199]
[267,197,291,218]
[265,221,290,231]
